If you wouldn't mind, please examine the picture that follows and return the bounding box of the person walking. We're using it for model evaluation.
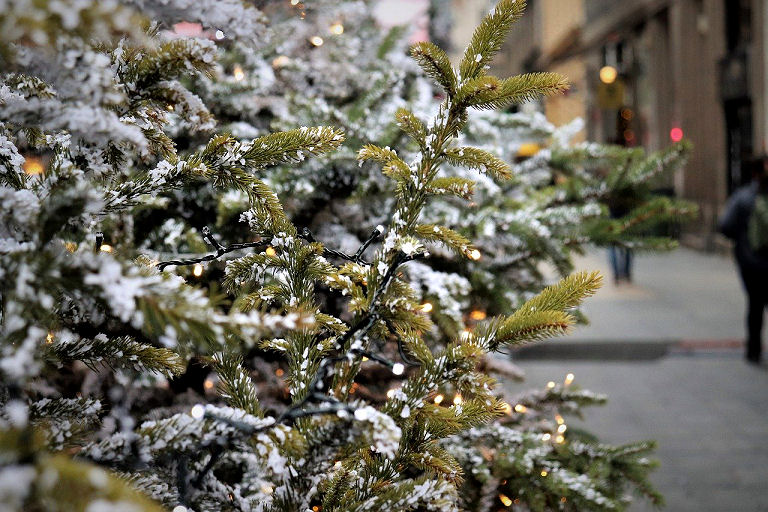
[719,157,768,364]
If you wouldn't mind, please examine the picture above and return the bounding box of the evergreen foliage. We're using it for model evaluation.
[0,0,694,510]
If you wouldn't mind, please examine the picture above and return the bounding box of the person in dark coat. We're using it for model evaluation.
[719,157,768,363]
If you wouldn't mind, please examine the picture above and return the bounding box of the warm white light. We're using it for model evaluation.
[290,0,300,4]
[542,433,551,441]
[501,402,512,414]
[172,506,188,512]
[272,55,291,68]
[265,246,277,257]
[558,424,567,434]
[540,470,548,477]
[233,64,245,81]
[420,302,433,313]
[499,494,513,506]
[564,373,574,386]
[330,22,344,35]
[214,30,225,40]
[46,332,54,344]
[599,65,617,84]
[309,36,324,47]
[204,378,214,390]
[433,394,444,405]
[546,381,555,389]
[193,263,203,277]
[392,363,405,376]
[514,404,527,413]
[555,435,565,444]
[555,414,564,425]
[386,388,396,399]
[23,157,44,175]
[467,249,482,261]
[99,244,113,253]
[469,310,486,321]
[190,404,205,419]
[453,394,463,405]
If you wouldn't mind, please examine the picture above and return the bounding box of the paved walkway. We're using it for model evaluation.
[505,247,768,510]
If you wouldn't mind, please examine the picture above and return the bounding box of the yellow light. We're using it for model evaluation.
[564,372,574,386]
[555,414,564,425]
[275,368,284,377]
[433,394,444,405]
[467,249,482,261]
[501,402,512,414]
[514,404,527,413]
[561,497,567,503]
[265,246,277,257]
[193,263,203,277]
[546,381,555,389]
[517,142,541,158]
[313,507,320,512]
[542,433,551,441]
[330,22,344,35]
[46,332,54,344]
[599,65,618,84]
[64,242,77,253]
[23,157,44,175]
[99,244,113,253]
[203,378,214,390]
[469,310,486,321]
[499,494,513,506]
[362,356,369,362]
[453,394,463,405]
[420,302,433,313]
[233,64,245,81]
[555,435,565,444]
[272,55,291,68]
[540,470,548,477]
[310,36,324,47]
[557,424,567,434]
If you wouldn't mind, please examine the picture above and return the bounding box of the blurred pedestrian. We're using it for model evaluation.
[719,156,768,364]
[607,192,634,285]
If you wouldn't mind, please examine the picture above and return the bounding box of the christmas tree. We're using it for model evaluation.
[1,0,692,510]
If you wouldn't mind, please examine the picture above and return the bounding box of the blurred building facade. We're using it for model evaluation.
[450,0,768,249]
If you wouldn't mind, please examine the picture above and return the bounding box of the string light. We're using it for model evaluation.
[540,470,548,477]
[309,36,324,47]
[99,244,113,253]
[599,65,618,84]
[555,435,565,444]
[514,404,527,413]
[330,22,344,35]
[265,246,277,257]
[193,263,203,277]
[290,0,299,4]
[555,414,564,425]
[203,378,215,390]
[557,424,567,434]
[541,433,551,441]
[361,356,369,362]
[453,394,462,405]
[172,506,188,512]
[564,372,574,386]
[546,381,555,389]
[214,30,225,39]
[501,402,512,414]
[22,157,44,175]
[467,248,482,261]
[386,388,397,399]
[392,363,405,375]
[499,494,513,506]
[272,55,291,68]
[420,302,433,313]
[233,64,245,81]
[469,310,486,321]
[433,394,444,405]
[190,404,205,419]
[275,368,284,377]
[46,332,54,344]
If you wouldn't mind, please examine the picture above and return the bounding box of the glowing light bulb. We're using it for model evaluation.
[555,414,564,425]
[23,157,44,175]
[203,378,215,390]
[555,435,565,444]
[557,424,567,434]
[172,506,188,512]
[501,402,512,414]
[670,127,684,142]
[499,494,513,506]
[99,244,113,253]
[420,302,433,313]
[386,388,396,399]
[433,394,444,405]
[564,373,574,386]
[392,363,405,375]
[361,356,369,362]
[46,332,54,344]
[469,310,487,321]
[599,65,618,84]
[193,263,203,277]
[272,55,291,68]
[542,433,551,441]
[275,368,284,377]
[310,36,324,47]
[330,22,344,35]
[467,248,482,261]
[214,30,225,40]
[290,0,299,4]
[190,404,205,419]
[265,246,277,257]
[453,394,463,405]
[540,470,548,477]
[546,381,555,389]
[233,64,245,81]
[514,404,527,413]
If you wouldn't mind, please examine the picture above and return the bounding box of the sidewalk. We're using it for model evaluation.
[506,247,768,511]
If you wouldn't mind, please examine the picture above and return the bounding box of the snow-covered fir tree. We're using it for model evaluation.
[0,0,693,510]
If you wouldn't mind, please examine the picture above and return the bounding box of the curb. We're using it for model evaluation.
[513,339,744,361]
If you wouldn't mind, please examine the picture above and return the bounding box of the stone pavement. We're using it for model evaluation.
[505,248,768,510]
